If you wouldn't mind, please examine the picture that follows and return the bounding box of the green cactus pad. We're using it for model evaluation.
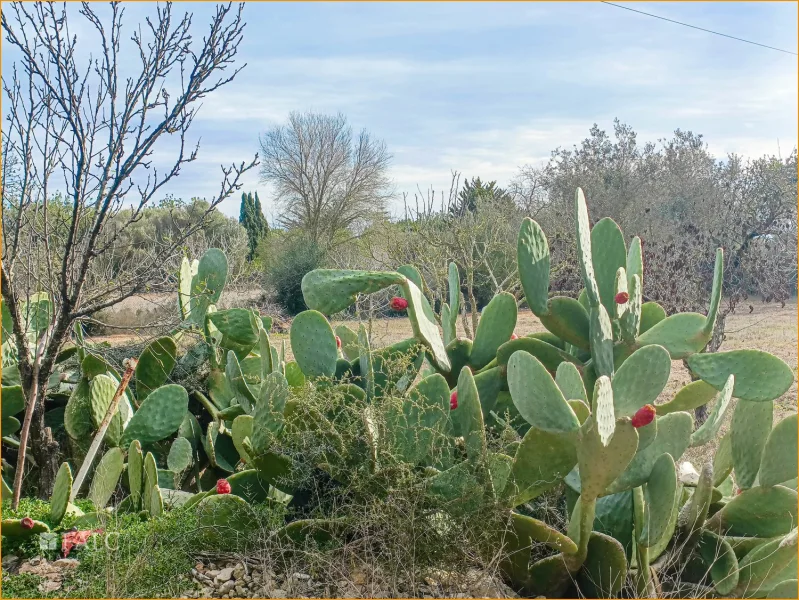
[334,325,360,361]
[512,511,578,554]
[402,279,450,372]
[135,336,177,400]
[767,579,798,599]
[517,217,550,316]
[589,305,614,378]
[637,312,711,359]
[707,486,797,538]
[760,414,798,488]
[613,267,628,320]
[679,462,714,537]
[605,412,693,495]
[732,399,773,490]
[575,188,601,307]
[88,447,124,508]
[284,361,306,390]
[204,422,239,473]
[167,437,193,473]
[636,415,658,452]
[686,350,794,403]
[178,256,194,320]
[441,303,455,346]
[178,413,203,450]
[120,384,189,447]
[712,433,734,489]
[593,376,616,446]
[1,518,50,538]
[639,302,666,334]
[357,324,375,399]
[396,264,423,292]
[279,518,351,545]
[425,462,483,517]
[128,440,143,510]
[49,462,73,526]
[448,262,461,318]
[89,374,127,446]
[2,415,20,437]
[2,385,24,416]
[656,380,718,415]
[231,415,254,464]
[496,337,581,373]
[207,308,259,354]
[698,529,739,595]
[469,292,517,370]
[456,367,486,463]
[620,274,642,342]
[638,453,678,548]
[578,417,639,500]
[556,362,588,403]
[189,248,228,324]
[690,375,735,447]
[568,399,590,425]
[626,237,643,290]
[252,372,289,452]
[591,217,627,319]
[576,532,628,599]
[526,554,573,598]
[539,296,591,351]
[149,486,164,517]
[612,345,671,417]
[649,480,684,561]
[386,373,449,465]
[290,310,338,378]
[301,269,406,315]
[735,529,798,596]
[508,351,580,433]
[508,427,577,506]
[142,452,158,514]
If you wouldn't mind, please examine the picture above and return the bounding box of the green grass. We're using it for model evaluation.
[2,500,287,598]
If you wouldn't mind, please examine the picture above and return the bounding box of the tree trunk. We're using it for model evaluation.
[29,392,60,499]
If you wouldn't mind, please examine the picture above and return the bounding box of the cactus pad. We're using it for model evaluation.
[639,302,666,334]
[402,278,450,372]
[290,310,338,378]
[508,351,580,433]
[698,529,739,595]
[128,440,143,510]
[590,217,627,319]
[1,518,50,538]
[576,532,628,599]
[508,427,578,506]
[707,485,798,538]
[686,349,794,403]
[167,436,193,473]
[735,529,798,596]
[121,384,188,447]
[301,269,407,315]
[469,292,517,370]
[589,305,614,378]
[497,337,581,373]
[556,362,588,403]
[88,447,124,508]
[539,296,591,351]
[657,380,718,416]
[575,188,601,306]
[759,414,798,488]
[606,411,693,494]
[578,417,638,499]
[512,511,578,554]
[732,399,773,489]
[690,375,734,447]
[517,217,550,316]
[135,336,177,400]
[612,345,671,417]
[49,462,73,526]
[456,367,486,463]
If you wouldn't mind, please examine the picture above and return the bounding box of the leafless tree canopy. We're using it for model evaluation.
[259,111,393,245]
[1,1,257,500]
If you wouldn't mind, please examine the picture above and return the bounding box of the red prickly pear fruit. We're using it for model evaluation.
[216,479,231,494]
[336,336,342,348]
[389,296,408,311]
[21,517,34,530]
[450,390,458,410]
[510,333,519,340]
[631,404,656,428]
[615,291,630,304]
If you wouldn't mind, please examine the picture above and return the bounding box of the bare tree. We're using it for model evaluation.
[1,1,258,504]
[259,111,393,246]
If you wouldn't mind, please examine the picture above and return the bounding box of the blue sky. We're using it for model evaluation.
[2,2,797,221]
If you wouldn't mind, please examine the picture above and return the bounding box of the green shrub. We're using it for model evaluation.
[262,233,326,315]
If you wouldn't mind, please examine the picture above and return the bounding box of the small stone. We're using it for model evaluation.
[233,564,246,579]
[54,558,80,569]
[207,570,220,578]
[293,572,311,581]
[216,567,234,583]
